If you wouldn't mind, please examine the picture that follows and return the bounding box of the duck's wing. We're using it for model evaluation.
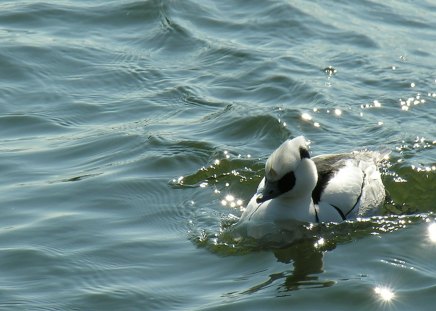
[312,153,366,220]
[312,153,351,204]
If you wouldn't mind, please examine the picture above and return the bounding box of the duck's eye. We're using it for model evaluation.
[278,172,296,193]
[299,147,310,159]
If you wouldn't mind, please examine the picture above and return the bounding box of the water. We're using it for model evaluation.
[1,0,435,310]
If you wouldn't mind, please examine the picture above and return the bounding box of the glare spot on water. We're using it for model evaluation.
[324,65,337,76]
[374,285,395,302]
[398,91,429,111]
[301,112,312,121]
[314,237,325,248]
[416,136,425,143]
[361,99,383,109]
[334,108,342,116]
[302,112,321,128]
[427,223,436,243]
[221,193,244,209]
[173,176,184,184]
[410,82,416,88]
[411,163,435,173]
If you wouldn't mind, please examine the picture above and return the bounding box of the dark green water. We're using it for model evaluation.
[1,1,435,310]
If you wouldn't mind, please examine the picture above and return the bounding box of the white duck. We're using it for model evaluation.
[238,136,387,228]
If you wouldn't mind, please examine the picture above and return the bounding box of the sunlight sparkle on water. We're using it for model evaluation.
[301,112,312,121]
[302,112,321,128]
[172,176,184,184]
[374,286,395,302]
[221,194,243,209]
[314,237,325,248]
[427,223,436,243]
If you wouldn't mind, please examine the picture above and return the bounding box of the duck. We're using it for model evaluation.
[237,136,387,228]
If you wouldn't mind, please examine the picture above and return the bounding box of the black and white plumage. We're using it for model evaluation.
[238,136,387,227]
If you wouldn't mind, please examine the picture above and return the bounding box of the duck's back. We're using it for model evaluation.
[312,152,386,221]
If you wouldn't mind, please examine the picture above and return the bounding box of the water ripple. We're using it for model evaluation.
[1,0,436,309]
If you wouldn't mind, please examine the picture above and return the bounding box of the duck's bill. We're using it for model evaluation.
[256,182,281,203]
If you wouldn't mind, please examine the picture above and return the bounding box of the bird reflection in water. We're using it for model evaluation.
[241,238,335,295]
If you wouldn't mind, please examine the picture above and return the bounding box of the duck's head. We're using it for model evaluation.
[256,136,318,203]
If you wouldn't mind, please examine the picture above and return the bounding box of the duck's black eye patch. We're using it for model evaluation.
[299,147,310,159]
[278,171,296,193]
